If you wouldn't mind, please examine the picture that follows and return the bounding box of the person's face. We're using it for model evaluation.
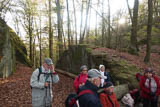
[145,72,152,78]
[100,66,105,72]
[93,77,101,87]
[104,86,114,94]
[43,63,53,70]
[82,69,88,74]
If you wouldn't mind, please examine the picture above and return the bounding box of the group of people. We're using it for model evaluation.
[30,57,160,107]
[73,64,119,107]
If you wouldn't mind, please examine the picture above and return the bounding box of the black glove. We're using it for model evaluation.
[150,92,155,96]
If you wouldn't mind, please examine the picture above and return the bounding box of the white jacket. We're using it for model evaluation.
[30,66,59,107]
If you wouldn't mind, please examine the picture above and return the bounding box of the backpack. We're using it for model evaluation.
[136,72,142,81]
[121,93,134,107]
[30,67,42,89]
[65,89,93,107]
[37,67,42,81]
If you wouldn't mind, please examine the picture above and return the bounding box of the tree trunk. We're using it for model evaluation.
[126,0,133,22]
[95,0,99,45]
[72,0,77,45]
[79,0,84,43]
[66,0,71,46]
[129,0,139,55]
[107,0,111,48]
[33,37,36,68]
[101,0,105,47]
[39,12,42,66]
[48,0,54,60]
[86,0,92,43]
[56,0,63,57]
[80,0,91,43]
[144,0,153,63]
[29,14,33,63]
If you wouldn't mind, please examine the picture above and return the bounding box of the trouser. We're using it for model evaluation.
[143,97,158,107]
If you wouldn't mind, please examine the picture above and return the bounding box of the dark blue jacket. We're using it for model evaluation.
[104,72,111,83]
[78,81,102,107]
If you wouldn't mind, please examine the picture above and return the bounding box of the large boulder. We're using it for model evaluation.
[0,18,31,78]
[56,45,141,89]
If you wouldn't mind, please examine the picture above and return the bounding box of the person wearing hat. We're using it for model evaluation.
[139,68,160,107]
[78,69,107,107]
[99,82,119,107]
[73,65,88,93]
[30,58,59,107]
[99,64,111,87]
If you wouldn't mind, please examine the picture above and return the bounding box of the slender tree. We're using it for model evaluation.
[144,0,153,63]
[95,0,99,45]
[129,0,139,55]
[72,0,77,45]
[66,0,71,46]
[80,0,91,43]
[79,0,84,42]
[101,0,105,47]
[56,0,63,57]
[126,0,133,22]
[48,0,54,60]
[107,0,111,48]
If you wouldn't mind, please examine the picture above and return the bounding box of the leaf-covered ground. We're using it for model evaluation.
[0,47,159,106]
[0,64,74,107]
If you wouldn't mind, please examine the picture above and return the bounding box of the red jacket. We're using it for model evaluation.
[139,75,160,99]
[100,93,119,107]
[73,73,87,93]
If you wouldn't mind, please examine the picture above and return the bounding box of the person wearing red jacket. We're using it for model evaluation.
[100,82,119,107]
[139,68,160,107]
[73,65,88,93]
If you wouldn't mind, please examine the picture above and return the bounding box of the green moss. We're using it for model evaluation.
[86,48,92,54]
[109,59,140,89]
[9,27,31,66]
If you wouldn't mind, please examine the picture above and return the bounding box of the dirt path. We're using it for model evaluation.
[0,64,74,107]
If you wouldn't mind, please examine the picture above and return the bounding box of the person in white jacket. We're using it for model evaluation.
[99,64,111,88]
[30,58,59,107]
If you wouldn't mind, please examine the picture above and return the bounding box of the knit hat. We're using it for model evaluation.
[99,64,105,70]
[144,68,153,73]
[44,58,53,65]
[87,69,107,79]
[80,65,88,71]
[104,82,114,88]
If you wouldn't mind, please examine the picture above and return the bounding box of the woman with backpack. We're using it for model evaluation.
[139,68,160,107]
[73,65,88,93]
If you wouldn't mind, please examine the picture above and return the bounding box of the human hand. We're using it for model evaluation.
[49,65,55,73]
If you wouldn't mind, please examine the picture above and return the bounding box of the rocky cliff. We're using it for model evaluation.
[0,18,31,78]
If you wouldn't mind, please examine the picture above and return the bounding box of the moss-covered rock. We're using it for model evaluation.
[57,45,140,89]
[0,17,31,78]
[9,28,31,66]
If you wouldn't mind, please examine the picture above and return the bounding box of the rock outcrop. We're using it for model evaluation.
[56,45,141,89]
[0,18,31,78]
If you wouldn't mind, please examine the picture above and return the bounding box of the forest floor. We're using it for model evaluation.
[0,64,74,107]
[0,47,160,106]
